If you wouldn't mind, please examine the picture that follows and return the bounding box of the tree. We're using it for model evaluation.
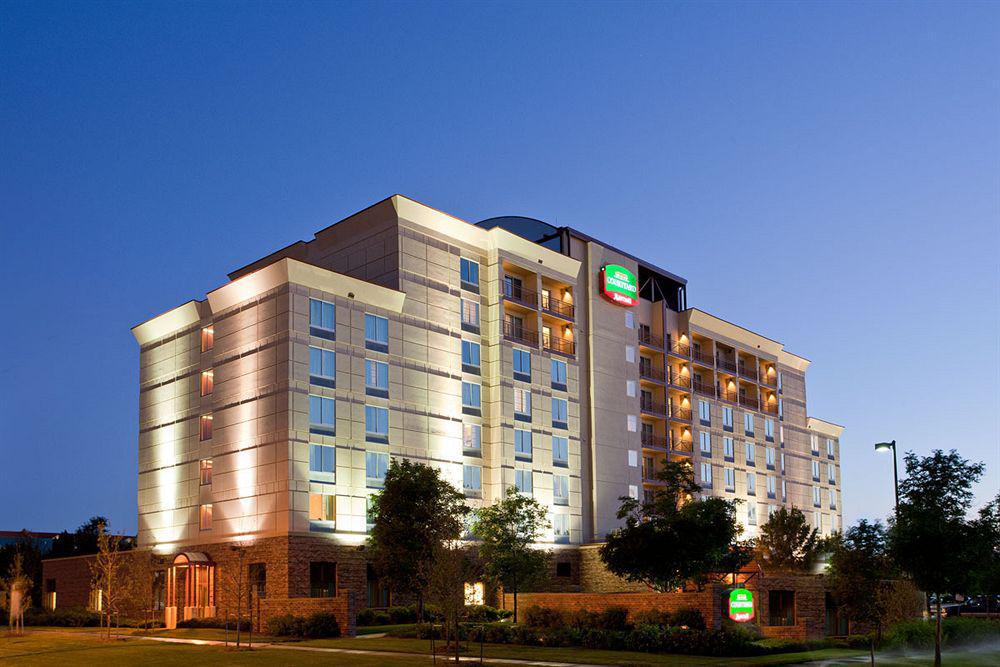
[425,542,477,663]
[4,551,32,635]
[89,523,130,639]
[0,532,43,607]
[124,549,159,631]
[755,507,822,572]
[827,520,899,666]
[218,542,252,647]
[471,487,550,623]
[367,458,469,616]
[601,459,752,593]
[890,449,984,667]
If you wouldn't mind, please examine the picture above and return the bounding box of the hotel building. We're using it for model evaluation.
[127,195,843,625]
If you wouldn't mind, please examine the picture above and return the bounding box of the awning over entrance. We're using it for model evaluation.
[172,551,214,566]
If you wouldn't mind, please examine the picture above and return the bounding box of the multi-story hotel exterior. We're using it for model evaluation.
[127,195,843,625]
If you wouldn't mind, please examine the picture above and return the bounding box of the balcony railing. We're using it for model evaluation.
[759,372,777,387]
[502,282,538,309]
[738,364,758,382]
[718,389,739,403]
[638,330,664,349]
[668,341,691,357]
[640,398,668,416]
[544,334,575,356]
[691,349,713,365]
[503,321,538,346]
[669,406,693,422]
[692,380,715,397]
[761,401,778,415]
[541,294,574,320]
[670,436,694,452]
[641,432,669,450]
[716,357,738,374]
[667,373,691,389]
[640,365,666,382]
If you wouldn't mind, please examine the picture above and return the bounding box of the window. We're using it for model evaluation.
[365,359,389,396]
[813,485,822,507]
[551,359,567,390]
[628,449,639,467]
[766,446,776,470]
[514,428,533,461]
[514,388,532,421]
[780,452,786,474]
[249,563,266,600]
[513,348,531,382]
[514,469,533,495]
[625,380,636,397]
[199,504,213,531]
[642,455,655,480]
[781,479,787,502]
[747,472,756,496]
[365,406,389,442]
[200,327,215,352]
[551,397,568,429]
[745,441,756,466]
[461,298,480,332]
[827,438,836,459]
[768,504,779,519]
[200,370,214,396]
[309,395,335,435]
[767,475,776,499]
[461,340,481,372]
[779,425,785,447]
[460,258,480,291]
[625,312,635,329]
[828,463,836,485]
[769,590,795,626]
[723,437,735,461]
[744,413,754,436]
[811,434,820,455]
[811,460,821,481]
[463,423,481,455]
[830,489,838,509]
[778,398,783,419]
[309,444,336,481]
[699,431,712,455]
[309,299,336,340]
[463,465,482,496]
[310,562,337,598]
[199,459,213,485]
[627,414,637,431]
[462,382,481,414]
[722,406,733,431]
[747,502,757,526]
[309,493,336,525]
[628,484,639,499]
[552,436,569,467]
[310,347,336,387]
[700,462,712,487]
[814,510,822,530]
[625,345,636,363]
[765,419,775,442]
[364,314,389,349]
[366,497,376,533]
[199,415,213,441]
[553,474,569,506]
[698,400,711,426]
[724,467,735,491]
[366,451,389,488]
[553,515,570,544]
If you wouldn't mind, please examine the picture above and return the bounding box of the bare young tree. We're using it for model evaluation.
[218,541,252,647]
[425,542,476,663]
[124,549,158,631]
[5,552,32,636]
[89,523,129,639]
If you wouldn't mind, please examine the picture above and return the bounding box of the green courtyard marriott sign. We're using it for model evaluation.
[600,264,638,307]
[728,588,754,622]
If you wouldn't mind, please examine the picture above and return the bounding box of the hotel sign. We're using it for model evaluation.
[728,588,754,622]
[600,264,638,307]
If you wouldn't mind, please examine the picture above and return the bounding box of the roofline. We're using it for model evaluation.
[560,226,688,286]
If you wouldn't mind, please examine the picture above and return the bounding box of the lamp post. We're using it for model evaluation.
[874,440,899,514]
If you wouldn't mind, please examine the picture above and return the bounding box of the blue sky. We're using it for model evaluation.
[1,1,997,535]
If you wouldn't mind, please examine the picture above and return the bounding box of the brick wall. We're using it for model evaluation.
[41,554,97,609]
[753,574,826,641]
[259,592,355,636]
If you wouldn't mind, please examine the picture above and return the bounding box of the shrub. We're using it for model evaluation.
[885,617,1000,650]
[177,616,248,630]
[522,605,564,629]
[357,608,376,626]
[626,624,665,652]
[565,608,598,629]
[670,606,706,630]
[267,614,306,637]
[595,606,631,631]
[632,609,672,627]
[303,612,341,638]
[24,607,100,627]
[387,605,417,624]
[465,605,512,623]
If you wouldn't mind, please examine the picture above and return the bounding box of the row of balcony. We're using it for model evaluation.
[503,320,575,356]
[638,331,777,387]
[640,430,693,453]
[501,282,575,321]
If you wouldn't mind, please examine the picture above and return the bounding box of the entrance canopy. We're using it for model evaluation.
[172,552,213,566]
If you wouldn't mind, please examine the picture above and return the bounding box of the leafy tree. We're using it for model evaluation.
[4,551,32,635]
[50,516,133,558]
[969,493,1000,611]
[425,542,477,663]
[0,531,44,606]
[755,507,822,572]
[827,520,898,666]
[471,487,550,623]
[367,458,469,616]
[600,459,752,593]
[890,449,984,667]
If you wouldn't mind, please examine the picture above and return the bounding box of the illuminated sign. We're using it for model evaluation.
[600,264,638,307]
[728,588,754,622]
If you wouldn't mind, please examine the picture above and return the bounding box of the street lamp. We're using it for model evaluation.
[874,440,899,513]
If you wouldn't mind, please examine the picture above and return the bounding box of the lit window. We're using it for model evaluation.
[309,395,335,435]
[553,474,569,506]
[811,434,820,455]
[813,486,822,507]
[461,340,481,371]
[745,441,756,466]
[364,314,389,351]
[765,419,775,442]
[199,504,213,531]
[780,452,786,473]
[365,359,389,395]
[747,503,757,526]
[514,388,532,420]
[724,467,735,491]
[828,463,836,485]
[365,406,389,442]
[310,562,337,598]
[551,359,567,390]
[700,462,712,487]
[463,423,481,455]
[309,299,336,340]
[628,449,639,467]
[814,511,822,531]
[747,472,756,496]
[628,484,639,499]
[723,437,734,460]
[766,446,776,469]
[461,299,480,331]
[552,436,569,467]
[827,439,836,458]
[309,444,336,481]
[553,514,569,543]
[781,479,787,502]
[551,397,568,429]
[514,469,533,495]
[366,451,389,488]
[309,347,336,387]
[513,348,532,382]
[460,258,480,290]
[812,460,821,481]
[462,382,481,413]
[463,464,482,496]
[699,431,711,455]
[830,489,838,509]
[199,459,213,486]
[199,415,213,441]
[627,414,637,432]
[514,428,533,461]
[626,380,636,397]
[200,327,214,352]
[199,370,214,396]
[309,493,336,523]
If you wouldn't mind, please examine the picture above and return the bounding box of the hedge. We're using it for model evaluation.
[884,618,1000,650]
[266,612,340,638]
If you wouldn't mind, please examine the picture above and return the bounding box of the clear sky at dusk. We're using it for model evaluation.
[2,1,997,535]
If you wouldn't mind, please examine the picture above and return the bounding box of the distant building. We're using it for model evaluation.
[0,530,60,554]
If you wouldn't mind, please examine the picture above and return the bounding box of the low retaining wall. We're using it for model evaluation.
[259,592,356,636]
